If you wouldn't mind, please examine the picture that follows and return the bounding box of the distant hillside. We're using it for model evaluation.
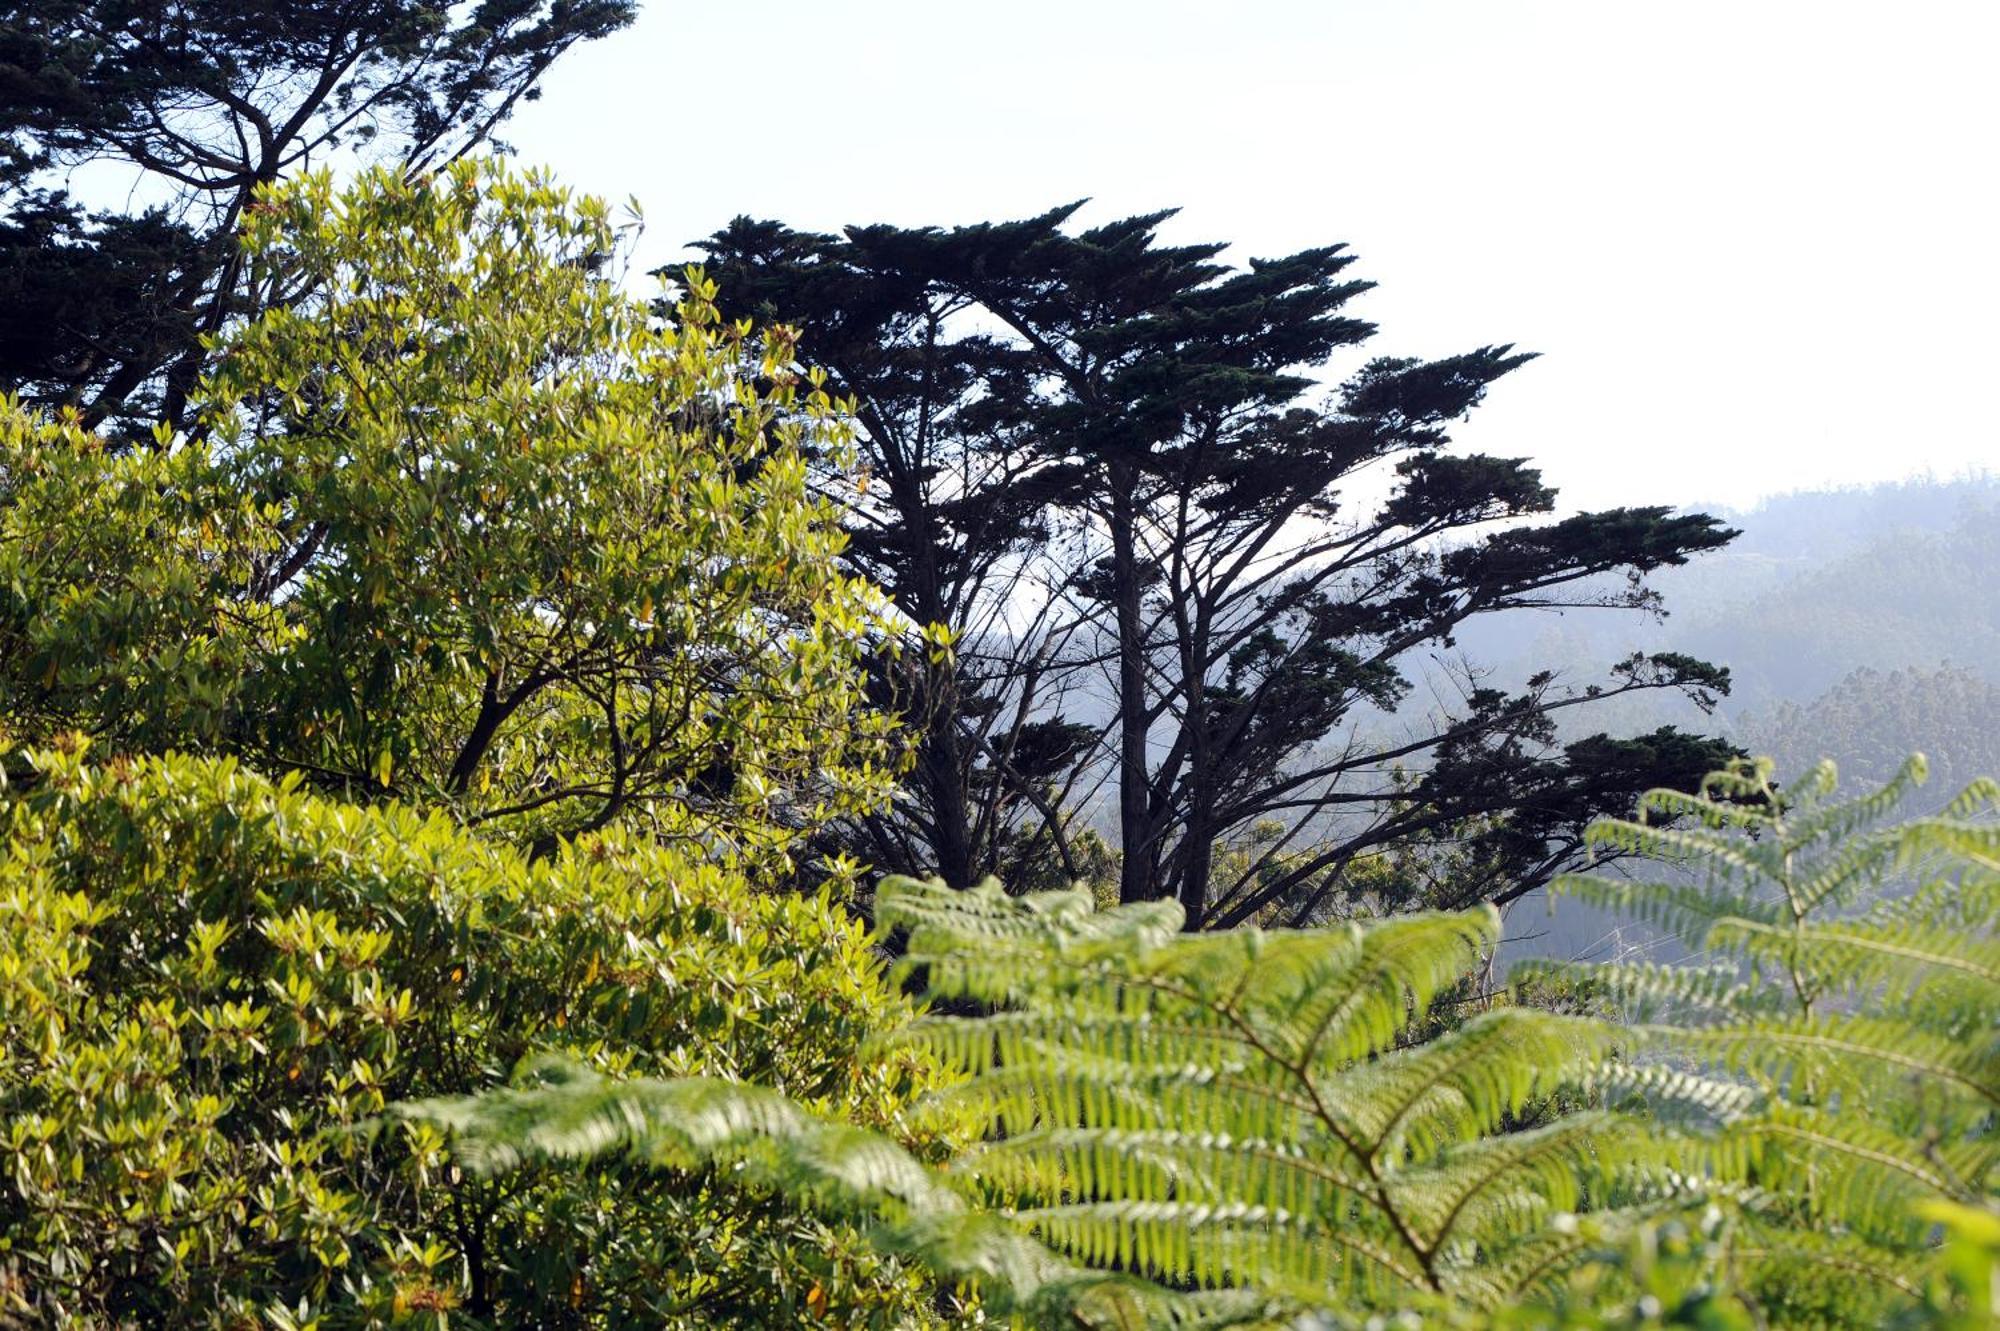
[1735,665,2000,809]
[1676,491,2000,707]
[1690,473,2000,570]
[1473,474,2000,965]
[1459,473,2000,728]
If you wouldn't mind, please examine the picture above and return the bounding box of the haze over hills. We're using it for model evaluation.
[1043,471,1998,968]
[1064,472,1999,856]
[1463,473,2000,754]
[1477,472,2000,963]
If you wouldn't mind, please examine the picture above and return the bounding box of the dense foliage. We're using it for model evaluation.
[0,161,953,1326]
[0,745,952,1326]
[407,760,1999,1328]
[0,159,910,866]
[0,25,1988,1323]
[0,0,635,435]
[1735,666,2000,803]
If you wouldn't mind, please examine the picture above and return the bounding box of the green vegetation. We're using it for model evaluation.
[0,1,636,437]
[0,159,951,1327]
[1,159,909,866]
[405,759,1999,1327]
[1532,756,2000,1321]
[0,746,954,1326]
[0,12,1991,1324]
[407,878,1635,1324]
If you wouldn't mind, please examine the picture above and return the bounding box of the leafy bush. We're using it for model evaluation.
[0,745,954,1327]
[0,407,275,752]
[0,158,915,863]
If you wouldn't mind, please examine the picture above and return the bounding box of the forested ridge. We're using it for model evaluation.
[1465,477,2000,798]
[0,6,1991,1327]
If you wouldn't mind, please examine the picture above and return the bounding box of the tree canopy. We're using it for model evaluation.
[0,0,634,434]
[0,159,909,866]
[702,207,1740,924]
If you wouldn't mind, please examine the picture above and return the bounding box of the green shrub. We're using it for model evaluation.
[0,406,275,755]
[0,158,917,864]
[0,745,954,1327]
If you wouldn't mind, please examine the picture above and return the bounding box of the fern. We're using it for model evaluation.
[402,881,1674,1324]
[881,880,1684,1310]
[1523,755,2000,1319]
[398,1056,1245,1328]
[396,760,1999,1326]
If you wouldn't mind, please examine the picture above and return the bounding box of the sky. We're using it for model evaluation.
[504,0,1999,513]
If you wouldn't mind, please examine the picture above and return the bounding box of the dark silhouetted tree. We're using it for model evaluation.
[704,206,1741,925]
[0,0,634,435]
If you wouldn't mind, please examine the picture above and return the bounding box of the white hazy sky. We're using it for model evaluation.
[504,0,1998,512]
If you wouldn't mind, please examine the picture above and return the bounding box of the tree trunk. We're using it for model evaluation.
[1110,472,1154,904]
[919,663,975,887]
[1179,760,1214,927]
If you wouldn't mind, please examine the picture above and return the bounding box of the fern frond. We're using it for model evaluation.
[895,1008,1268,1081]
[1726,1214,1931,1302]
[1790,826,1905,915]
[1280,909,1499,1069]
[1897,817,2000,875]
[1013,1200,1427,1296]
[1585,1062,1766,1127]
[1651,1015,2000,1115]
[1577,821,1772,884]
[1385,1112,1649,1250]
[912,1059,1319,1144]
[1549,755,1993,1322]
[1935,775,2000,820]
[1517,957,1756,1023]
[1704,915,2000,994]
[1780,753,1928,849]
[956,1128,1375,1214]
[881,874,1101,939]
[1336,1011,1616,1165]
[399,1056,950,1204]
[394,1057,1231,1326]
[1713,1102,1990,1213]
[1550,871,1779,940]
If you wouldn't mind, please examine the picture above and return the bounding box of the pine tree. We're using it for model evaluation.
[702,208,1740,923]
